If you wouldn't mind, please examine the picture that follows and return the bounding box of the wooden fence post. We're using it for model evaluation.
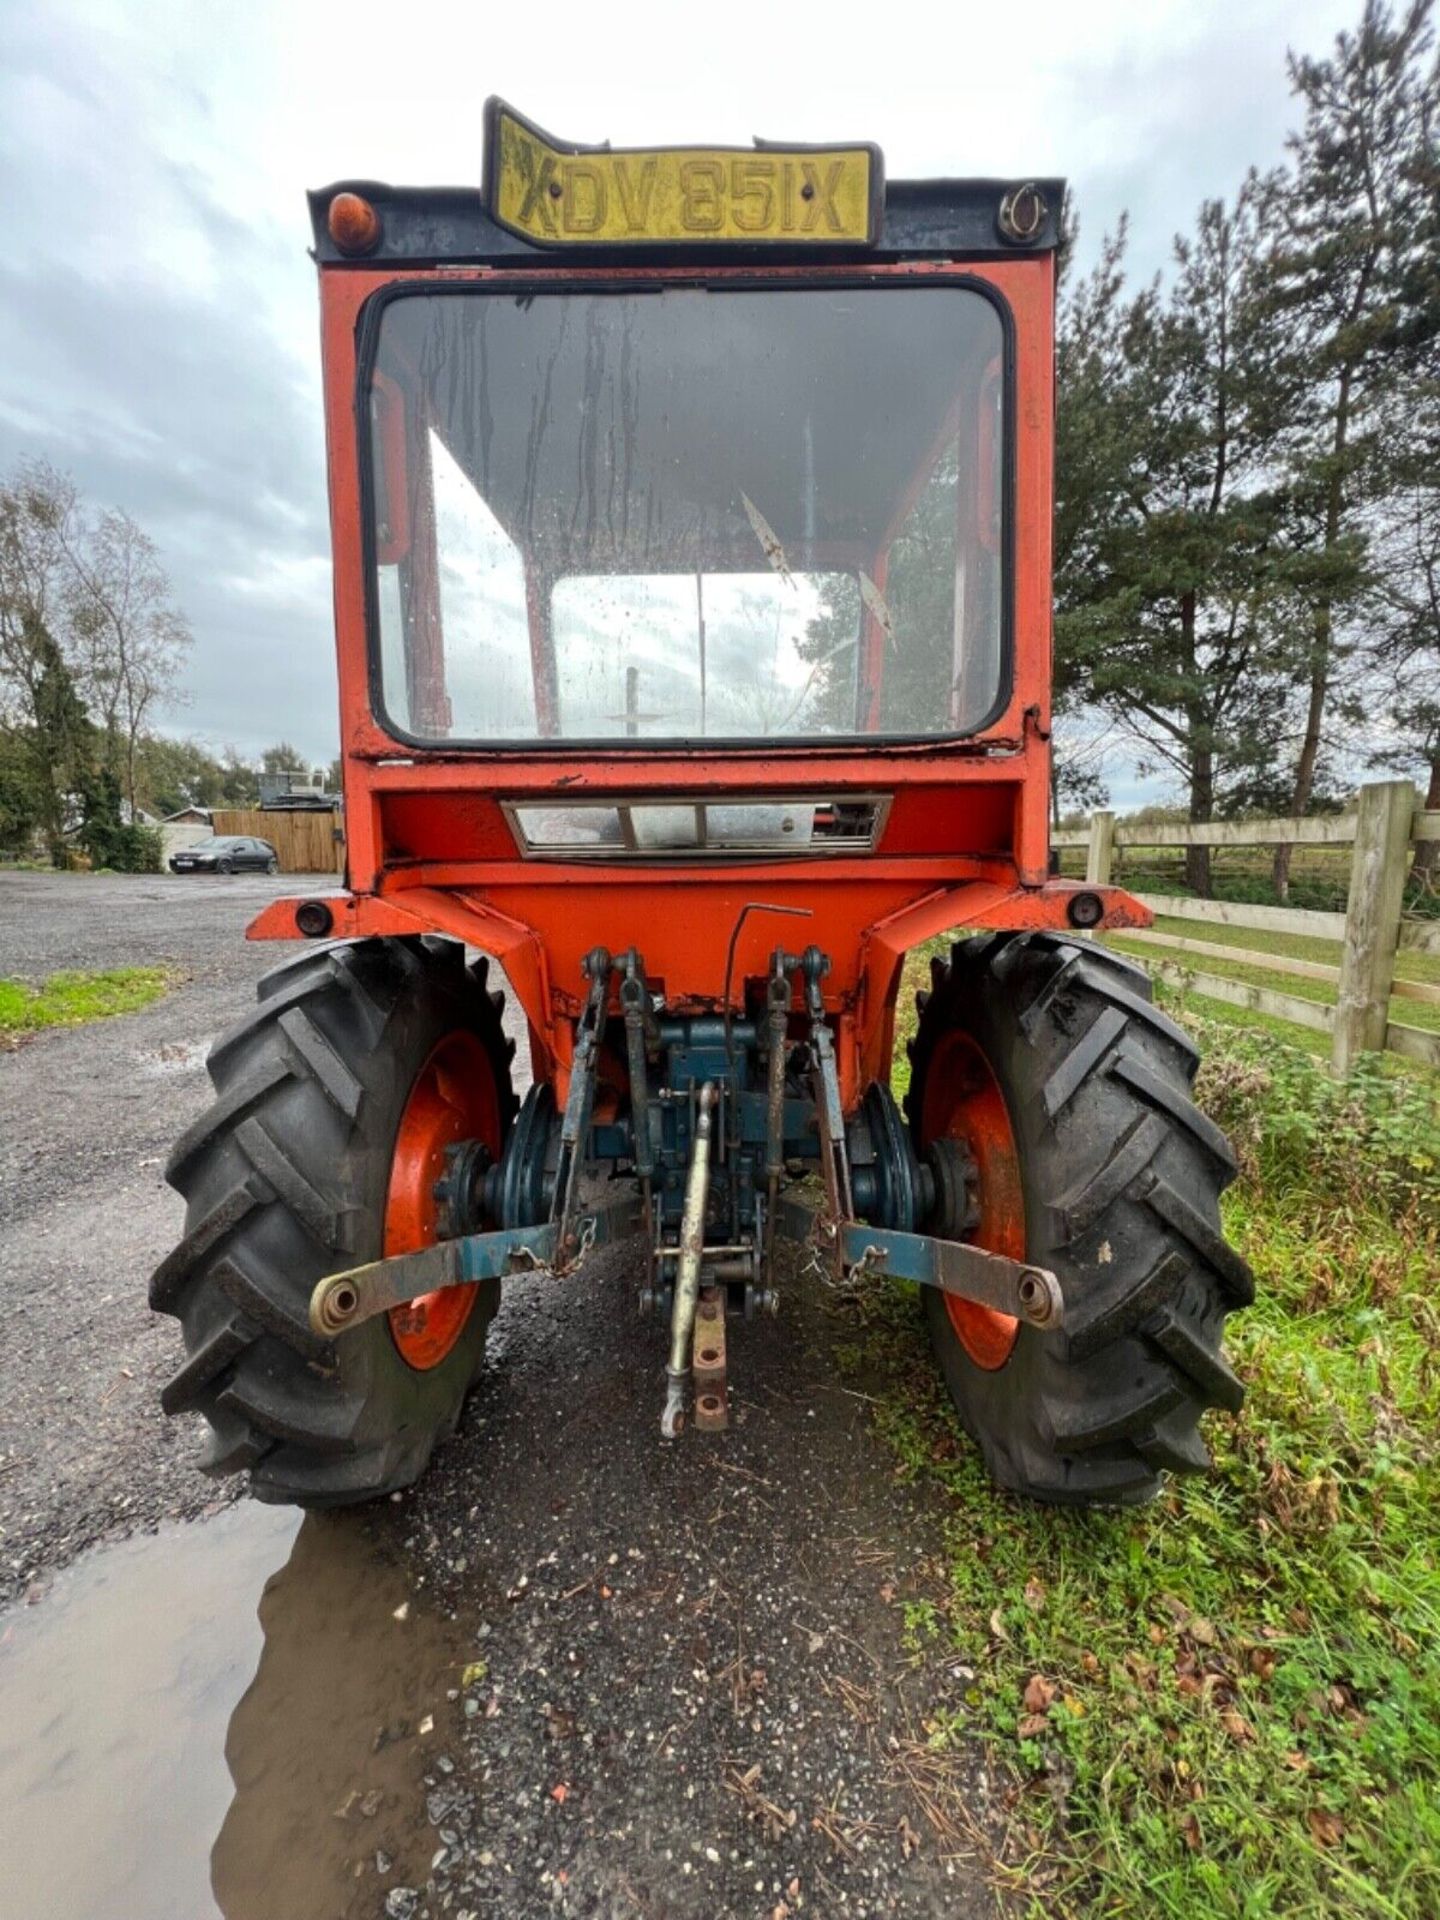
[1331,780,1416,1076]
[1085,810,1116,886]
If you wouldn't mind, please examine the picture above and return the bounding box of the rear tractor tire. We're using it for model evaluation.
[905,931,1252,1507]
[150,935,518,1507]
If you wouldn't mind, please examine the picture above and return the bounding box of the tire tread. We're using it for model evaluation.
[151,937,514,1506]
[910,930,1252,1507]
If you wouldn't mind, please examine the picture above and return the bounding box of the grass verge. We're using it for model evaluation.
[0,967,171,1040]
[848,946,1440,1918]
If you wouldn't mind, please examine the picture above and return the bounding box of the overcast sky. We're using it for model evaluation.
[0,0,1355,792]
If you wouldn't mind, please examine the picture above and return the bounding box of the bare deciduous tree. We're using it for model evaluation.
[0,460,79,724]
[59,506,191,814]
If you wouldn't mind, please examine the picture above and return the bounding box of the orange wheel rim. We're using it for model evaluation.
[922,1030,1024,1371]
[386,1029,500,1371]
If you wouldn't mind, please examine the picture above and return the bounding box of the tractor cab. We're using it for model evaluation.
[153,107,1251,1509]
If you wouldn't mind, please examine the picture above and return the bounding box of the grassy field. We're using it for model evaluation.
[856,941,1439,1918]
[0,967,170,1040]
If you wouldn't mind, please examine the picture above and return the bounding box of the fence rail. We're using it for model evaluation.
[210,807,344,875]
[1053,808,1440,850]
[1063,780,1440,1075]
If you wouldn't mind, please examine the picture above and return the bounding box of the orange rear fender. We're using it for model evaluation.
[249,876,1147,1114]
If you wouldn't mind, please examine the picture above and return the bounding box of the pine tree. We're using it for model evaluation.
[1055,188,1302,893]
[1260,0,1438,896]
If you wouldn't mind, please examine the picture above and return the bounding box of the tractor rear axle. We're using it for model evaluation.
[305,941,1063,1437]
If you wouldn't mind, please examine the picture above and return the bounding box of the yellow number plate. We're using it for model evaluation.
[484,101,881,248]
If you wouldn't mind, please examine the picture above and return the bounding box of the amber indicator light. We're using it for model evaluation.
[327,192,382,255]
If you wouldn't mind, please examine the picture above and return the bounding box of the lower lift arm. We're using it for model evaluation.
[308,1188,1060,1342]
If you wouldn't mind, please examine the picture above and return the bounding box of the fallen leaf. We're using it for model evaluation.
[461,1661,487,1689]
[989,1606,1011,1643]
[1179,1812,1203,1854]
[1307,1808,1345,1848]
[739,492,794,586]
[1220,1711,1254,1744]
[1022,1674,1056,1714]
[858,570,896,646]
[1017,1713,1049,1739]
[1284,1751,1312,1773]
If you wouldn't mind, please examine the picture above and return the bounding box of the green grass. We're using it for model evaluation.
[858,952,1440,1918]
[0,967,171,1039]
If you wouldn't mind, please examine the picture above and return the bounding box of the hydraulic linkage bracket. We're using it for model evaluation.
[773,1195,1063,1330]
[308,1189,638,1337]
[310,945,638,1340]
[552,947,612,1265]
[768,942,1063,1332]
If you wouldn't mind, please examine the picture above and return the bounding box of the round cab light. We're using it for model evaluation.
[295,899,335,938]
[1067,891,1105,930]
[327,192,382,255]
[998,182,1047,246]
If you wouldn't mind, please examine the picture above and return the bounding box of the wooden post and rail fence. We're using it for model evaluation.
[1054,779,1440,1076]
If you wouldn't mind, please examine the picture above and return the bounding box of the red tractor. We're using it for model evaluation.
[151,104,1251,1508]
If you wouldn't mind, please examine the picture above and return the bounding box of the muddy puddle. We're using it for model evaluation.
[0,1502,469,1920]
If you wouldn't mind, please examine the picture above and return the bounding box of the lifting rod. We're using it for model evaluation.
[661,1080,718,1439]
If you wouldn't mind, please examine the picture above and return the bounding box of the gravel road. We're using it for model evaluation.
[0,872,1005,1918]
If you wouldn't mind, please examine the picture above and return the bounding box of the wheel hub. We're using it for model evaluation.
[923,1137,981,1240]
[918,1027,1025,1371]
[385,1028,502,1371]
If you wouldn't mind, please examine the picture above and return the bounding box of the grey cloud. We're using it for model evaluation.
[0,0,1361,789]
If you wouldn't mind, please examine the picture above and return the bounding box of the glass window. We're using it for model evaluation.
[365,285,1006,744]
